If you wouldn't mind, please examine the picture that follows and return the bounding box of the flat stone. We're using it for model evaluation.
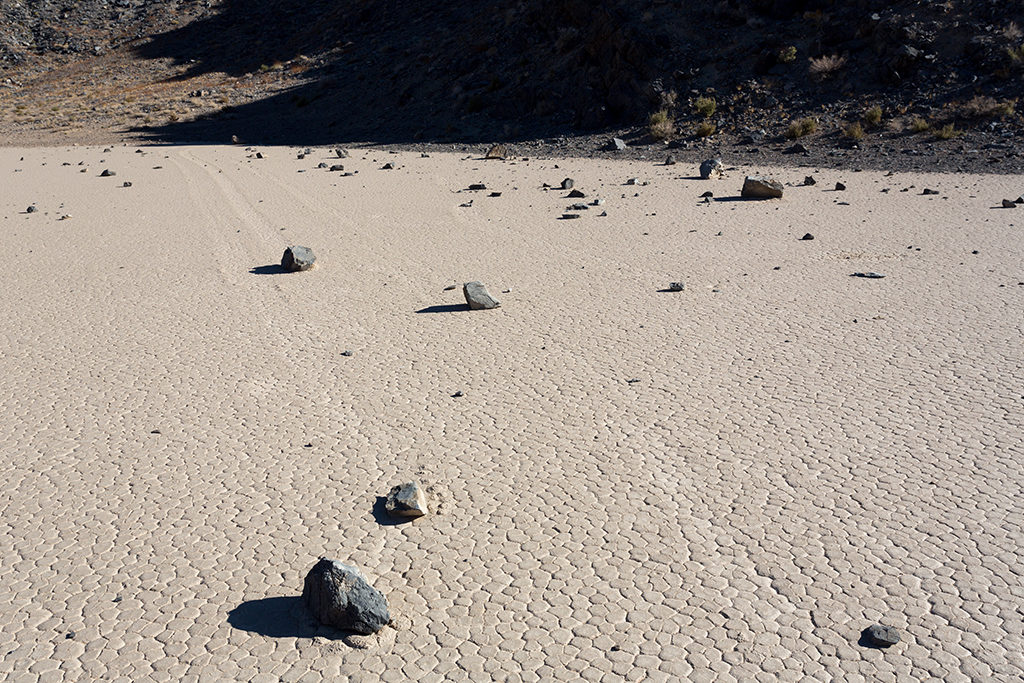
[1002,199,1016,208]
[800,233,814,240]
[835,182,847,191]
[303,558,390,634]
[742,176,784,199]
[922,188,939,195]
[567,189,586,198]
[866,624,901,647]
[668,282,685,291]
[853,271,886,278]
[100,169,116,177]
[611,138,627,151]
[282,246,316,272]
[386,481,428,518]
[700,158,723,180]
[330,164,344,172]
[464,281,501,310]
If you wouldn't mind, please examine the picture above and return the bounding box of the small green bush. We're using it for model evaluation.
[910,117,930,133]
[695,121,716,137]
[844,122,864,140]
[695,96,716,119]
[784,117,817,138]
[778,46,797,64]
[649,109,674,140]
[933,123,960,140]
[864,105,882,126]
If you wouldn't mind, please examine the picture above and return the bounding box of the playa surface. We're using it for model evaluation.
[1,144,1022,682]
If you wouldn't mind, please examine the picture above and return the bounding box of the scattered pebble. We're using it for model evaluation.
[341,350,353,357]
[100,169,116,177]
[123,181,132,187]
[853,272,886,278]
[835,181,846,191]
[668,282,685,291]
[452,391,465,397]
[1002,199,1016,209]
[800,233,814,240]
[923,188,939,195]
[561,178,574,190]
[804,176,816,186]
[561,213,581,220]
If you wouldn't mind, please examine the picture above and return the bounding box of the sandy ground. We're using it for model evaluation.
[1,144,1022,683]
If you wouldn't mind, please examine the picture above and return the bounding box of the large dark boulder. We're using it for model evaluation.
[741,176,784,199]
[302,558,390,634]
[282,246,316,272]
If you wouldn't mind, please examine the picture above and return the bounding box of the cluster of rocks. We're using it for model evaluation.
[302,482,430,634]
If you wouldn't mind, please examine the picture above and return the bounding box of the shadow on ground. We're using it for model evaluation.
[227,596,308,638]
[127,0,658,147]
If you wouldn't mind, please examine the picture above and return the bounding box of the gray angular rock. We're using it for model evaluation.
[668,282,685,291]
[100,169,116,177]
[464,281,501,310]
[386,482,428,518]
[611,137,627,151]
[303,558,390,634]
[742,176,784,199]
[561,178,574,190]
[1002,199,1016,208]
[866,624,900,647]
[700,158,723,180]
[665,155,677,165]
[282,246,316,272]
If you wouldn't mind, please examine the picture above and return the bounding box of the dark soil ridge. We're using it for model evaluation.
[2,0,1023,174]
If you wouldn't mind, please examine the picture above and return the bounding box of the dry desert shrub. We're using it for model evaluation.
[933,123,961,140]
[961,95,1016,117]
[809,54,847,81]
[843,121,864,140]
[785,117,817,138]
[694,96,716,119]
[649,109,674,140]
[695,121,716,137]
[910,116,930,133]
[864,105,882,126]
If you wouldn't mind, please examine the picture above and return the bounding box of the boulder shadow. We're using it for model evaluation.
[415,304,470,313]
[250,264,290,275]
[371,496,411,526]
[227,596,308,638]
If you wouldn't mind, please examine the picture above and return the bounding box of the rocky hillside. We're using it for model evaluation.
[2,0,1023,164]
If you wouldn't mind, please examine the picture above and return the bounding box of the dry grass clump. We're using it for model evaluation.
[649,109,674,140]
[809,54,847,81]
[910,117,930,133]
[1007,44,1024,62]
[933,123,961,140]
[961,95,1016,118]
[694,96,716,119]
[777,46,797,64]
[864,105,882,126]
[695,121,716,137]
[843,121,864,140]
[785,117,817,138]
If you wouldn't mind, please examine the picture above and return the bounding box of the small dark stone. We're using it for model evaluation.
[100,169,116,177]
[489,192,502,197]
[786,143,809,154]
[330,164,344,172]
[567,189,586,198]
[341,350,353,357]
[561,178,574,190]
[26,205,37,213]
[468,183,487,190]
[804,176,816,186]
[972,250,980,254]
[1002,199,1016,208]
[700,191,714,198]
[866,624,901,648]
[282,246,316,272]
[561,214,581,220]
[835,182,846,191]
[1015,196,1023,204]
[123,182,132,187]
[297,153,305,159]
[255,153,264,159]
[800,233,814,241]
[452,391,464,397]
[665,155,677,165]
[65,632,75,639]
[668,282,685,291]
[318,162,328,169]
[923,188,939,195]
[382,163,394,169]
[773,266,781,270]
